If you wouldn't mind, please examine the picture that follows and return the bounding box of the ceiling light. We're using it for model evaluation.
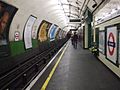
[92,0,97,8]
[92,3,97,8]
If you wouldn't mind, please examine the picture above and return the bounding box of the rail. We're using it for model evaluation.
[0,38,68,90]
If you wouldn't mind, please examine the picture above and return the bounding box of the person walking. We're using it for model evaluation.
[73,32,78,49]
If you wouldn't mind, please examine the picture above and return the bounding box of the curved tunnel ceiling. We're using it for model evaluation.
[95,0,120,23]
[4,0,108,31]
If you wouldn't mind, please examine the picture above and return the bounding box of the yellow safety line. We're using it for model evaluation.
[41,44,68,90]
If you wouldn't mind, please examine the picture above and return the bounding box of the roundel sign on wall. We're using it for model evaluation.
[14,31,20,41]
[106,26,117,64]
[107,32,116,56]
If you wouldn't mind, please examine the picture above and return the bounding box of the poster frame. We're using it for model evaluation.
[99,30,105,55]
[23,15,37,50]
[0,1,18,57]
[48,24,58,41]
[105,23,120,67]
[37,20,52,42]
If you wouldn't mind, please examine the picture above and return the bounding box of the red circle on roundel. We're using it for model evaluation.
[108,32,115,56]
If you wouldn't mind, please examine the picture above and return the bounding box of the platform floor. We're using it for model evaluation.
[31,41,120,90]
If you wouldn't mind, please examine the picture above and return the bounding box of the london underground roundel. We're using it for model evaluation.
[107,32,115,56]
[106,26,117,64]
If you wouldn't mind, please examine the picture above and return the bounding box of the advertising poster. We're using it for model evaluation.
[38,20,51,42]
[32,20,42,39]
[24,15,36,49]
[119,33,120,64]
[48,24,58,41]
[99,31,105,54]
[59,30,63,39]
[0,1,17,57]
[32,25,37,39]
[54,27,59,38]
[62,31,66,38]
[55,28,61,39]
[106,26,117,64]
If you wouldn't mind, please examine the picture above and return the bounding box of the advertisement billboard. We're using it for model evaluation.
[24,15,36,49]
[38,20,51,42]
[48,24,58,41]
[0,1,18,57]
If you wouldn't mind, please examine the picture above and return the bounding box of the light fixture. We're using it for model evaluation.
[76,1,81,6]
[92,0,97,8]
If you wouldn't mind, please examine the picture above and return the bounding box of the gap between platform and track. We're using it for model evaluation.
[41,42,68,90]
[25,42,68,90]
